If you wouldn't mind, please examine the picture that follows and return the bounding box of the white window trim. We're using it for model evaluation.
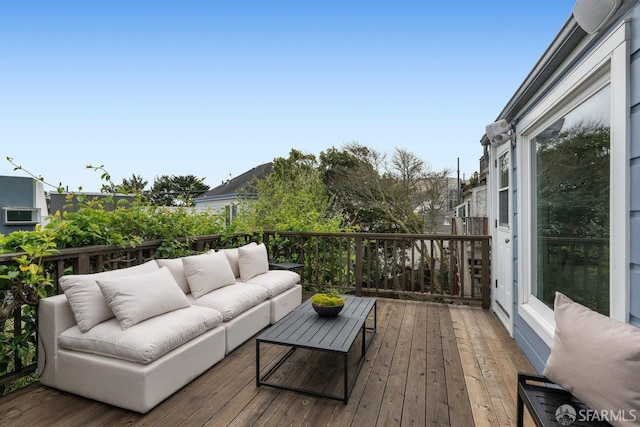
[3,207,41,225]
[516,21,630,348]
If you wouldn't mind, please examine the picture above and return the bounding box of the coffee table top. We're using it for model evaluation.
[257,295,376,353]
[294,295,376,319]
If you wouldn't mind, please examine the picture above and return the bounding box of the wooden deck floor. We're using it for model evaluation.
[1,299,536,427]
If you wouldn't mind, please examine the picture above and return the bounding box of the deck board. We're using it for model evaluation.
[425,304,450,426]
[0,299,535,427]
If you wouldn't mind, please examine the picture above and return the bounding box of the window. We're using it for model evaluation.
[224,203,238,226]
[532,86,610,315]
[3,208,40,225]
[515,21,629,346]
[498,153,510,227]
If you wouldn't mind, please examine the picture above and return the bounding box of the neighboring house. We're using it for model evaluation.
[49,192,136,216]
[416,176,461,234]
[454,156,489,223]
[193,162,273,221]
[0,176,48,235]
[456,184,487,219]
[482,0,640,373]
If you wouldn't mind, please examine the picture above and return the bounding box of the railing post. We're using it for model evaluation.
[77,252,91,274]
[482,237,491,309]
[355,236,363,296]
[13,305,23,374]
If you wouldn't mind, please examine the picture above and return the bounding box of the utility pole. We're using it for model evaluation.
[457,157,461,204]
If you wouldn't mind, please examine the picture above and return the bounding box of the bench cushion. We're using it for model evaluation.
[59,306,223,363]
[189,283,269,321]
[244,270,300,298]
[543,292,640,421]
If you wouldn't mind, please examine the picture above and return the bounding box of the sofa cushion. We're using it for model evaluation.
[543,292,640,420]
[220,242,257,278]
[238,243,269,282]
[155,258,190,294]
[183,251,236,298]
[189,283,269,321]
[244,270,300,298]
[59,260,160,332]
[59,305,223,363]
[97,267,191,330]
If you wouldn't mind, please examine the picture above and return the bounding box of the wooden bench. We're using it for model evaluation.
[517,372,611,426]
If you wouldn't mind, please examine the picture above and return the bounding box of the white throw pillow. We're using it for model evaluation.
[183,251,237,298]
[59,260,159,332]
[543,292,640,423]
[156,257,190,294]
[97,267,191,330]
[238,242,269,282]
[220,242,257,278]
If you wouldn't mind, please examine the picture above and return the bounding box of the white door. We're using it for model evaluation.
[494,144,513,333]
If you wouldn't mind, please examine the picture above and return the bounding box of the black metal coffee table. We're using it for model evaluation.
[256,295,377,403]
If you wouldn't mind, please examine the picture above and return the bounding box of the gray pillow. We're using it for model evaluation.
[543,292,640,424]
[97,266,190,330]
[59,260,160,332]
[183,251,236,298]
[238,243,269,282]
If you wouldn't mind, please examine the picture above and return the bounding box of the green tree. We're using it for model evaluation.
[120,174,148,193]
[232,150,346,233]
[148,175,210,206]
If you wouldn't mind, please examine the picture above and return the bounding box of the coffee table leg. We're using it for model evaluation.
[343,352,349,404]
[255,340,261,387]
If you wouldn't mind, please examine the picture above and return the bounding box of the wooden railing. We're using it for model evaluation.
[262,231,490,307]
[0,231,490,388]
[538,236,609,315]
[451,217,488,236]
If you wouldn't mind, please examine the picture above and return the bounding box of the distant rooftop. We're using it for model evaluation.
[197,162,273,200]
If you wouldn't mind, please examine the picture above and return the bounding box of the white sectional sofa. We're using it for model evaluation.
[37,242,302,413]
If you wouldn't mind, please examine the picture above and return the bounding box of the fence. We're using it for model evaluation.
[0,231,490,389]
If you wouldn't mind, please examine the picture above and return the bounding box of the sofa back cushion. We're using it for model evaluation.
[156,257,190,294]
[220,242,257,278]
[97,266,191,330]
[183,251,236,298]
[238,243,269,282]
[59,260,159,332]
[543,292,640,422]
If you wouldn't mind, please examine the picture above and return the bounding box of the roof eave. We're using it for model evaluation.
[480,17,587,146]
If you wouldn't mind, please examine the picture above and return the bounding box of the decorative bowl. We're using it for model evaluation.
[312,303,344,317]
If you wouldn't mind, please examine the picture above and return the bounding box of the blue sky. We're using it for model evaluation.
[1,1,574,192]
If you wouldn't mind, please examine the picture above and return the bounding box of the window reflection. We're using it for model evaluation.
[533,86,610,314]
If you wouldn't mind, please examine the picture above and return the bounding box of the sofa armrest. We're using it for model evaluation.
[38,294,77,385]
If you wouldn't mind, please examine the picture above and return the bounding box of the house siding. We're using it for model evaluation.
[509,1,640,371]
[629,3,640,326]
[0,176,39,235]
